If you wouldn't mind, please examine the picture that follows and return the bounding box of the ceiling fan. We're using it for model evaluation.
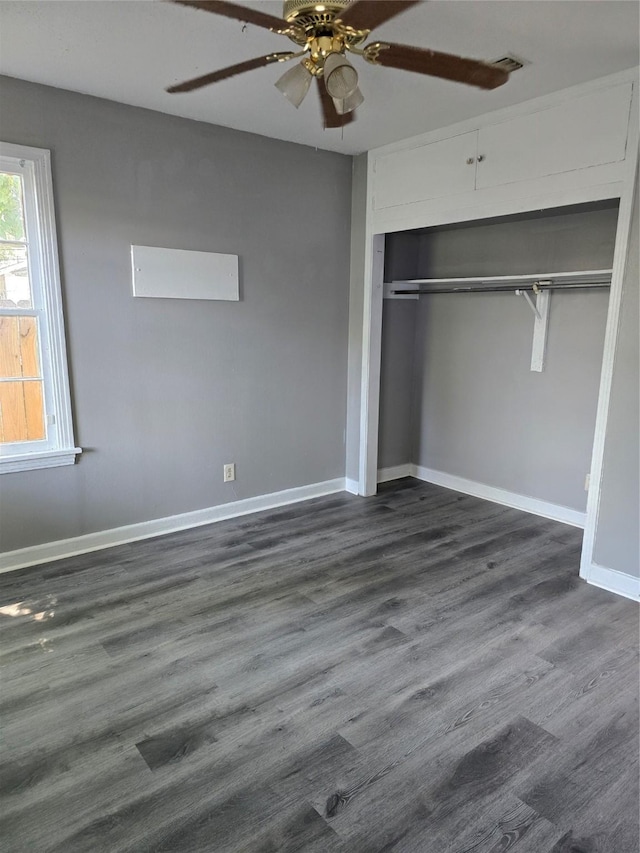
[167,0,510,128]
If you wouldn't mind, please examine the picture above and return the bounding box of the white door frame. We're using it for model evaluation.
[358,231,385,496]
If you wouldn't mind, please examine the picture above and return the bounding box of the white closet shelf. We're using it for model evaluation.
[386,269,613,295]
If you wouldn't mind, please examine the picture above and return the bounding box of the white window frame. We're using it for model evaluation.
[0,142,80,473]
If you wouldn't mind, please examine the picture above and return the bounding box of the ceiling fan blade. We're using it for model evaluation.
[316,77,355,128]
[364,42,509,89]
[337,0,419,32]
[167,53,295,93]
[171,0,290,32]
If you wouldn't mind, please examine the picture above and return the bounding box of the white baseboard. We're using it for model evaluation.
[345,477,360,495]
[413,465,586,527]
[584,562,639,602]
[0,478,346,574]
[377,463,586,528]
[377,464,413,483]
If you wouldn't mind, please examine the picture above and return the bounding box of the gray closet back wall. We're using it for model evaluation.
[379,203,619,513]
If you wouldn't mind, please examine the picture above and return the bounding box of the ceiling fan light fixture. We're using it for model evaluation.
[323,52,358,100]
[332,85,364,115]
[275,61,313,107]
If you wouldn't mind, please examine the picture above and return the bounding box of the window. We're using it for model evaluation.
[0,142,79,473]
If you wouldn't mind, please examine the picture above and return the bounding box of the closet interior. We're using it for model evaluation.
[378,199,620,516]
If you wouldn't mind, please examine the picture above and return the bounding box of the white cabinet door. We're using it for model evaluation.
[373,131,477,210]
[476,83,633,190]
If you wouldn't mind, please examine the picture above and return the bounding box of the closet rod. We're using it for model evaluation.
[391,282,611,296]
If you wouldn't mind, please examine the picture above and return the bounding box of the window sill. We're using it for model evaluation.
[0,447,82,474]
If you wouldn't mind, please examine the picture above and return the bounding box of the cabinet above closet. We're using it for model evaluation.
[370,79,635,231]
[474,85,631,190]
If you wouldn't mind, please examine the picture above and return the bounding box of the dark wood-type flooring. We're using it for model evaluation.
[1,479,638,852]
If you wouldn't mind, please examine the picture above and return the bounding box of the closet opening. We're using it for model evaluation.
[377,199,620,527]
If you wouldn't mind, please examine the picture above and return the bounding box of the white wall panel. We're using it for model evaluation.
[131,245,239,301]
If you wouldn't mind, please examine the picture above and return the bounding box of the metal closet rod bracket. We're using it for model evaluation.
[515,282,550,320]
[520,283,551,372]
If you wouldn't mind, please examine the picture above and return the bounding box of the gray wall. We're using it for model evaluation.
[413,204,621,278]
[378,300,416,469]
[594,180,639,577]
[377,230,430,470]
[0,76,352,552]
[382,205,618,511]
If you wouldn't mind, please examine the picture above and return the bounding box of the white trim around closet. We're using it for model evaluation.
[580,93,639,585]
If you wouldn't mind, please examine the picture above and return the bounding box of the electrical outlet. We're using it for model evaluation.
[223,463,235,483]
[584,473,590,491]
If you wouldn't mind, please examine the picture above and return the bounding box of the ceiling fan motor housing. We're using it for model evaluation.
[282,0,369,55]
[283,1,350,25]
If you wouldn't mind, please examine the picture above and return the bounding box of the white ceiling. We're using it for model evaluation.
[0,0,638,155]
